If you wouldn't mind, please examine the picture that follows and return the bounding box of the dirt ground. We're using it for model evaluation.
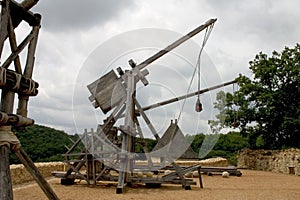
[13,170,300,200]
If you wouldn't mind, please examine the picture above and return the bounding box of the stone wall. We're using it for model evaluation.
[238,148,300,175]
[10,162,66,185]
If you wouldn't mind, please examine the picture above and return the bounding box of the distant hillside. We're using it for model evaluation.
[9,125,249,166]
[10,124,80,164]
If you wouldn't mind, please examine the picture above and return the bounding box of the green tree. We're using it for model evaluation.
[211,44,300,149]
[10,124,77,163]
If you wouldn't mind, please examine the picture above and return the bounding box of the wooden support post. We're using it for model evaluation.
[17,14,41,117]
[117,72,135,194]
[0,0,10,59]
[0,145,13,200]
[91,129,96,185]
[198,166,203,188]
[0,90,15,200]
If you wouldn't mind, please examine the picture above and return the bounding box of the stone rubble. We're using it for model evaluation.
[238,148,300,175]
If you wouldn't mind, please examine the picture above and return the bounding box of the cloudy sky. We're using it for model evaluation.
[9,0,299,137]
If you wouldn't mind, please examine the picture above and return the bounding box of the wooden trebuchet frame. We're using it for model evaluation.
[53,19,236,195]
[0,0,59,199]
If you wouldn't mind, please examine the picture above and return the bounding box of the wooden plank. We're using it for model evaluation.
[0,145,13,200]
[200,166,242,176]
[87,70,126,113]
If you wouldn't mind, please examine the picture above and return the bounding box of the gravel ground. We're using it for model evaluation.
[13,170,300,200]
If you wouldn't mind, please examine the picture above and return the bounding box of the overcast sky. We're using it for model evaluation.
[9,0,300,137]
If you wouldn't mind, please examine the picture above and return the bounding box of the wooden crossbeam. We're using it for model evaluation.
[0,67,38,95]
[9,0,40,27]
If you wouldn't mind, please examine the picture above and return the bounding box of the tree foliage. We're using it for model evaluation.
[186,132,249,165]
[10,124,79,163]
[211,44,300,149]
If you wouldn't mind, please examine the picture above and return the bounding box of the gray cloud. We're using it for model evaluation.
[19,0,300,135]
[32,0,135,32]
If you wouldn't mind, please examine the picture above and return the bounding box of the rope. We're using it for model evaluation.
[177,22,215,121]
[12,73,22,90]
[197,23,214,97]
[0,126,20,151]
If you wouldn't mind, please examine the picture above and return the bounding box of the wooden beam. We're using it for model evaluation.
[0,145,13,200]
[0,81,15,200]
[137,19,217,71]
[140,79,237,112]
[0,0,10,60]
[8,17,22,73]
[0,67,39,96]
[10,0,40,27]
[17,16,40,116]
[19,0,39,10]
[1,31,35,69]
[0,112,34,126]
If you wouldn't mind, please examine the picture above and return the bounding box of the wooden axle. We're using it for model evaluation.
[0,112,34,126]
[0,67,38,95]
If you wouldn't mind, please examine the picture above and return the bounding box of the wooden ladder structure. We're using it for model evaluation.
[0,0,58,199]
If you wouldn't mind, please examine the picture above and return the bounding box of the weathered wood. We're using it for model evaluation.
[14,147,59,200]
[0,0,39,59]
[137,19,217,71]
[8,17,22,73]
[200,166,242,176]
[17,17,41,116]
[117,72,135,194]
[141,79,237,112]
[0,67,38,95]
[197,166,203,188]
[1,91,15,113]
[0,0,10,59]
[0,112,34,126]
[0,145,13,200]
[0,89,15,200]
[134,98,160,140]
[19,0,39,10]
[1,31,35,69]
[23,16,40,78]
[87,70,126,114]
[10,0,40,27]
